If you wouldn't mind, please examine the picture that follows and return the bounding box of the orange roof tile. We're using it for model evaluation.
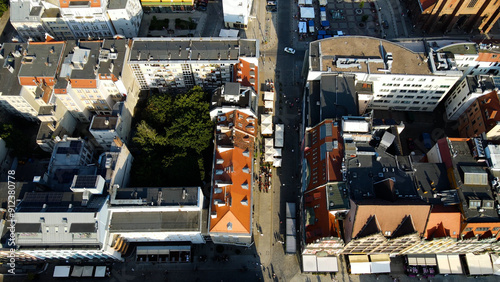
[304,120,343,192]
[209,110,256,235]
[304,186,341,243]
[425,205,461,239]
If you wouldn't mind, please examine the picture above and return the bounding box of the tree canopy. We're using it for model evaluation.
[0,123,31,158]
[131,87,214,187]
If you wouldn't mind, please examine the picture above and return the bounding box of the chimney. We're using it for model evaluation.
[113,136,123,147]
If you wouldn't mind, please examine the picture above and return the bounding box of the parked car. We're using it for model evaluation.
[422,133,432,149]
[284,47,295,54]
[382,20,389,29]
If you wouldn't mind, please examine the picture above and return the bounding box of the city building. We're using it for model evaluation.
[14,190,114,261]
[307,36,462,113]
[89,102,131,150]
[427,138,500,242]
[301,120,348,272]
[342,119,431,255]
[54,39,129,122]
[106,0,143,38]
[10,0,47,41]
[36,101,78,152]
[105,186,205,260]
[457,90,500,139]
[208,109,257,246]
[222,0,253,28]
[405,0,500,34]
[209,82,258,120]
[11,0,143,42]
[127,38,258,91]
[444,75,496,121]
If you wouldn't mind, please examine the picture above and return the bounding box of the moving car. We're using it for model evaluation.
[284,47,295,54]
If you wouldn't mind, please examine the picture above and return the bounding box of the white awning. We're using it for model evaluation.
[54,266,71,278]
[466,253,493,275]
[298,0,305,4]
[273,148,282,157]
[262,123,273,135]
[448,254,463,274]
[299,21,307,33]
[303,255,318,272]
[319,0,327,5]
[370,254,391,273]
[317,256,339,272]
[305,0,312,4]
[349,255,371,274]
[265,100,274,109]
[300,7,315,19]
[71,266,83,277]
[275,124,284,148]
[82,266,94,277]
[264,91,274,101]
[273,158,282,167]
[407,254,436,266]
[492,254,500,276]
[219,29,239,37]
[95,266,106,278]
[436,255,451,274]
[261,114,273,135]
[265,138,275,162]
[286,235,296,253]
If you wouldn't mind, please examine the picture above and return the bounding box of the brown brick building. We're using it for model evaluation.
[457,90,500,139]
[406,0,500,34]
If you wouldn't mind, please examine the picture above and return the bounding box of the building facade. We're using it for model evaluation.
[406,0,500,34]
[222,0,253,28]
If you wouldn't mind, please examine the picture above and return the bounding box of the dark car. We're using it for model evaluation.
[382,20,389,29]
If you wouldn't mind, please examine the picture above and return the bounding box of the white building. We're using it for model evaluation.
[222,0,253,28]
[10,0,47,41]
[128,38,258,91]
[444,75,497,121]
[11,0,143,41]
[107,0,143,38]
[209,82,258,120]
[89,114,124,150]
[104,186,206,260]
[307,36,463,113]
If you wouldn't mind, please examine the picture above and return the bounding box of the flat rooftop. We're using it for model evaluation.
[0,43,26,97]
[112,187,200,206]
[310,36,431,75]
[98,39,127,78]
[438,43,479,55]
[109,211,201,232]
[70,41,101,80]
[17,192,107,213]
[18,42,65,79]
[90,116,118,130]
[129,38,257,63]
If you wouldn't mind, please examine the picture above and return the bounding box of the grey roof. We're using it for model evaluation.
[306,80,321,127]
[128,38,257,63]
[108,0,128,9]
[70,41,101,80]
[10,0,42,22]
[413,163,452,199]
[90,115,118,130]
[0,43,26,96]
[18,42,65,79]
[112,187,200,206]
[17,192,107,213]
[319,74,358,119]
[210,83,257,113]
[15,223,41,232]
[69,223,96,233]
[346,144,418,202]
[109,211,201,232]
[98,39,127,78]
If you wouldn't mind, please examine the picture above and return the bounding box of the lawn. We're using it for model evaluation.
[149,16,169,30]
[175,18,197,30]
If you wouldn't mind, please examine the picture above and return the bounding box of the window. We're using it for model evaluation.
[475,227,489,231]
[493,227,500,231]
[467,0,478,8]
[439,85,450,88]
[464,227,473,232]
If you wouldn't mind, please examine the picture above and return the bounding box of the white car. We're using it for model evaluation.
[284,47,295,54]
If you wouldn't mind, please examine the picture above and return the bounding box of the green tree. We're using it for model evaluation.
[0,123,30,157]
[130,86,214,186]
[0,0,8,17]
[359,1,365,8]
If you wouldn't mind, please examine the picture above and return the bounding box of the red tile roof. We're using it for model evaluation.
[209,110,256,234]
[304,186,341,243]
[304,120,343,192]
[425,205,461,239]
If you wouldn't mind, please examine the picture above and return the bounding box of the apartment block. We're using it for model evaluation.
[222,0,253,28]
[11,0,143,42]
[209,82,258,120]
[405,0,500,34]
[89,102,131,150]
[457,90,500,139]
[128,38,258,91]
[444,75,497,121]
[208,109,257,246]
[307,36,462,113]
